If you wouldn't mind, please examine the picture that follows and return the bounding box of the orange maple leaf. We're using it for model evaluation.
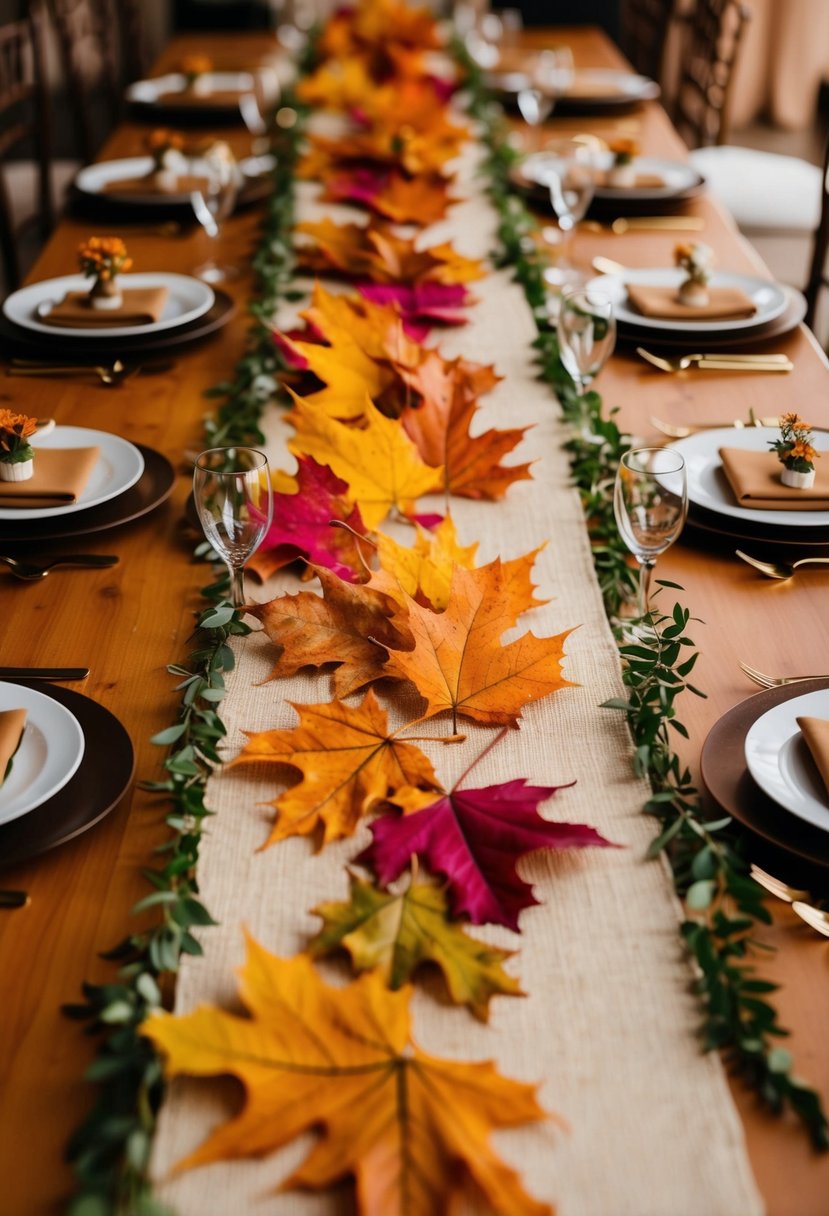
[143,938,556,1216]
[229,692,440,846]
[323,169,453,225]
[384,562,576,729]
[248,564,408,699]
[295,218,485,286]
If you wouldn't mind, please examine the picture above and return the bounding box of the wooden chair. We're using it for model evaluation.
[0,2,53,291]
[672,0,752,148]
[111,0,149,84]
[618,0,676,84]
[804,137,829,338]
[47,0,121,164]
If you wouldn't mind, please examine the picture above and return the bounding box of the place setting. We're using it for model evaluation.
[0,234,237,360]
[0,676,135,870]
[125,55,281,125]
[487,57,660,114]
[588,239,808,349]
[0,408,174,545]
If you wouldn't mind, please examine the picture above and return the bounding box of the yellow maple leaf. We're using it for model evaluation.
[143,937,556,1216]
[376,514,478,609]
[288,395,442,528]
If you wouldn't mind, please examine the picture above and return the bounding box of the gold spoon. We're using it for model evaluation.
[735,550,829,580]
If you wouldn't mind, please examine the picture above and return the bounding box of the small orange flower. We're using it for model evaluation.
[78,236,132,281]
[791,439,818,461]
[0,410,38,456]
[146,128,184,153]
[180,54,212,78]
[609,137,638,161]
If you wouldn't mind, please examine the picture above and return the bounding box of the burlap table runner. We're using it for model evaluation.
[151,140,763,1216]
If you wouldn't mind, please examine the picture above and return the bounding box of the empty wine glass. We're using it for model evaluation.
[539,138,596,287]
[556,287,616,438]
[517,49,574,151]
[193,447,274,609]
[239,67,281,155]
[613,448,688,621]
[190,142,241,284]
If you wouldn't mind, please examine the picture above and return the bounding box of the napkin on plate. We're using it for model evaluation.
[626,284,757,320]
[595,170,666,189]
[719,448,829,510]
[0,447,100,508]
[0,709,27,787]
[102,174,210,196]
[796,717,829,798]
[40,288,168,329]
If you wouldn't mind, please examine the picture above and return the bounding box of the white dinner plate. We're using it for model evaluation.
[0,426,145,521]
[125,71,254,106]
[74,155,275,205]
[745,690,829,832]
[585,268,789,334]
[668,427,829,529]
[0,683,85,825]
[488,67,659,106]
[519,151,704,202]
[3,272,215,339]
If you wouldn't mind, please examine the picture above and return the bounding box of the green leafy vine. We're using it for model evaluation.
[459,43,828,1149]
[63,91,310,1216]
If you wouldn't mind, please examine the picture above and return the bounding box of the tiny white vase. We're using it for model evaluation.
[677,279,709,308]
[781,466,815,489]
[0,458,33,481]
[607,163,636,187]
[89,278,123,310]
[189,75,211,96]
[152,169,178,192]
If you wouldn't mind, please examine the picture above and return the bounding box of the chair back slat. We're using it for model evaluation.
[47,0,121,163]
[619,0,676,83]
[804,140,829,338]
[673,0,752,148]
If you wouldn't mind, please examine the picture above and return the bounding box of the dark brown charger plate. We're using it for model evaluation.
[0,288,236,360]
[683,509,829,552]
[1,445,175,542]
[0,680,135,869]
[509,162,706,217]
[127,95,246,125]
[700,678,829,876]
[615,286,807,350]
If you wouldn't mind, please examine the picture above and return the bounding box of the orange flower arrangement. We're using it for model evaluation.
[146,128,184,155]
[78,237,133,284]
[0,409,38,464]
[770,413,818,473]
[180,54,212,83]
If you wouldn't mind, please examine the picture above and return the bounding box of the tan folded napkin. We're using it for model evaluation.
[0,709,27,787]
[719,448,829,511]
[567,79,624,98]
[627,284,757,320]
[102,174,210,196]
[595,170,666,188]
[796,717,829,798]
[0,447,100,508]
[157,90,241,107]
[40,287,168,329]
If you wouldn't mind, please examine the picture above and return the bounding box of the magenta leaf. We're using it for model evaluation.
[358,282,471,335]
[257,457,367,582]
[360,779,617,931]
[327,167,387,208]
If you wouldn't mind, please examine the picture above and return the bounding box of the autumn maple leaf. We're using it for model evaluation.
[309,869,523,1020]
[288,396,442,528]
[375,513,478,609]
[383,561,575,729]
[361,777,616,930]
[323,167,453,225]
[248,564,408,698]
[143,938,555,1216]
[247,458,367,584]
[295,218,485,286]
[230,692,440,847]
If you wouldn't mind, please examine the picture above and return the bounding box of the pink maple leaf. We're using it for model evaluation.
[358,282,471,340]
[360,777,617,930]
[255,457,367,582]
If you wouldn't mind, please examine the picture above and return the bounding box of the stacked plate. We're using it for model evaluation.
[126,71,256,123]
[72,154,276,218]
[1,425,174,542]
[701,680,829,873]
[667,427,829,549]
[488,67,660,113]
[1,271,235,358]
[0,680,134,868]
[586,268,807,349]
[512,151,705,215]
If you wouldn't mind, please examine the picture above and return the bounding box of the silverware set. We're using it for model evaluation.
[638,346,793,374]
[6,358,174,386]
[739,662,829,689]
[651,415,778,439]
[750,866,829,937]
[0,554,119,581]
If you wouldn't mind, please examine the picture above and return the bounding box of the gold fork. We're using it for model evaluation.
[736,550,829,580]
[651,416,778,439]
[637,347,793,374]
[739,661,829,688]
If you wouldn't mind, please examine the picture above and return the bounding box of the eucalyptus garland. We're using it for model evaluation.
[63,95,309,1216]
[459,46,828,1148]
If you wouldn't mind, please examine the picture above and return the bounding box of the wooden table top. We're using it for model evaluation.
[1,26,828,1216]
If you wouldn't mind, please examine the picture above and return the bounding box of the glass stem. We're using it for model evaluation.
[229,565,247,609]
[638,557,657,619]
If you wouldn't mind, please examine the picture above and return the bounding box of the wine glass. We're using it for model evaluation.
[516,49,574,152]
[539,138,596,287]
[613,448,688,621]
[190,142,241,284]
[239,67,281,155]
[193,447,274,609]
[556,287,616,438]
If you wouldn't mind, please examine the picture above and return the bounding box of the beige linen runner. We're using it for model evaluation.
[152,143,763,1216]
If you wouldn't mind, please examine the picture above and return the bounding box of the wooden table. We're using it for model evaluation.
[1,26,827,1216]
